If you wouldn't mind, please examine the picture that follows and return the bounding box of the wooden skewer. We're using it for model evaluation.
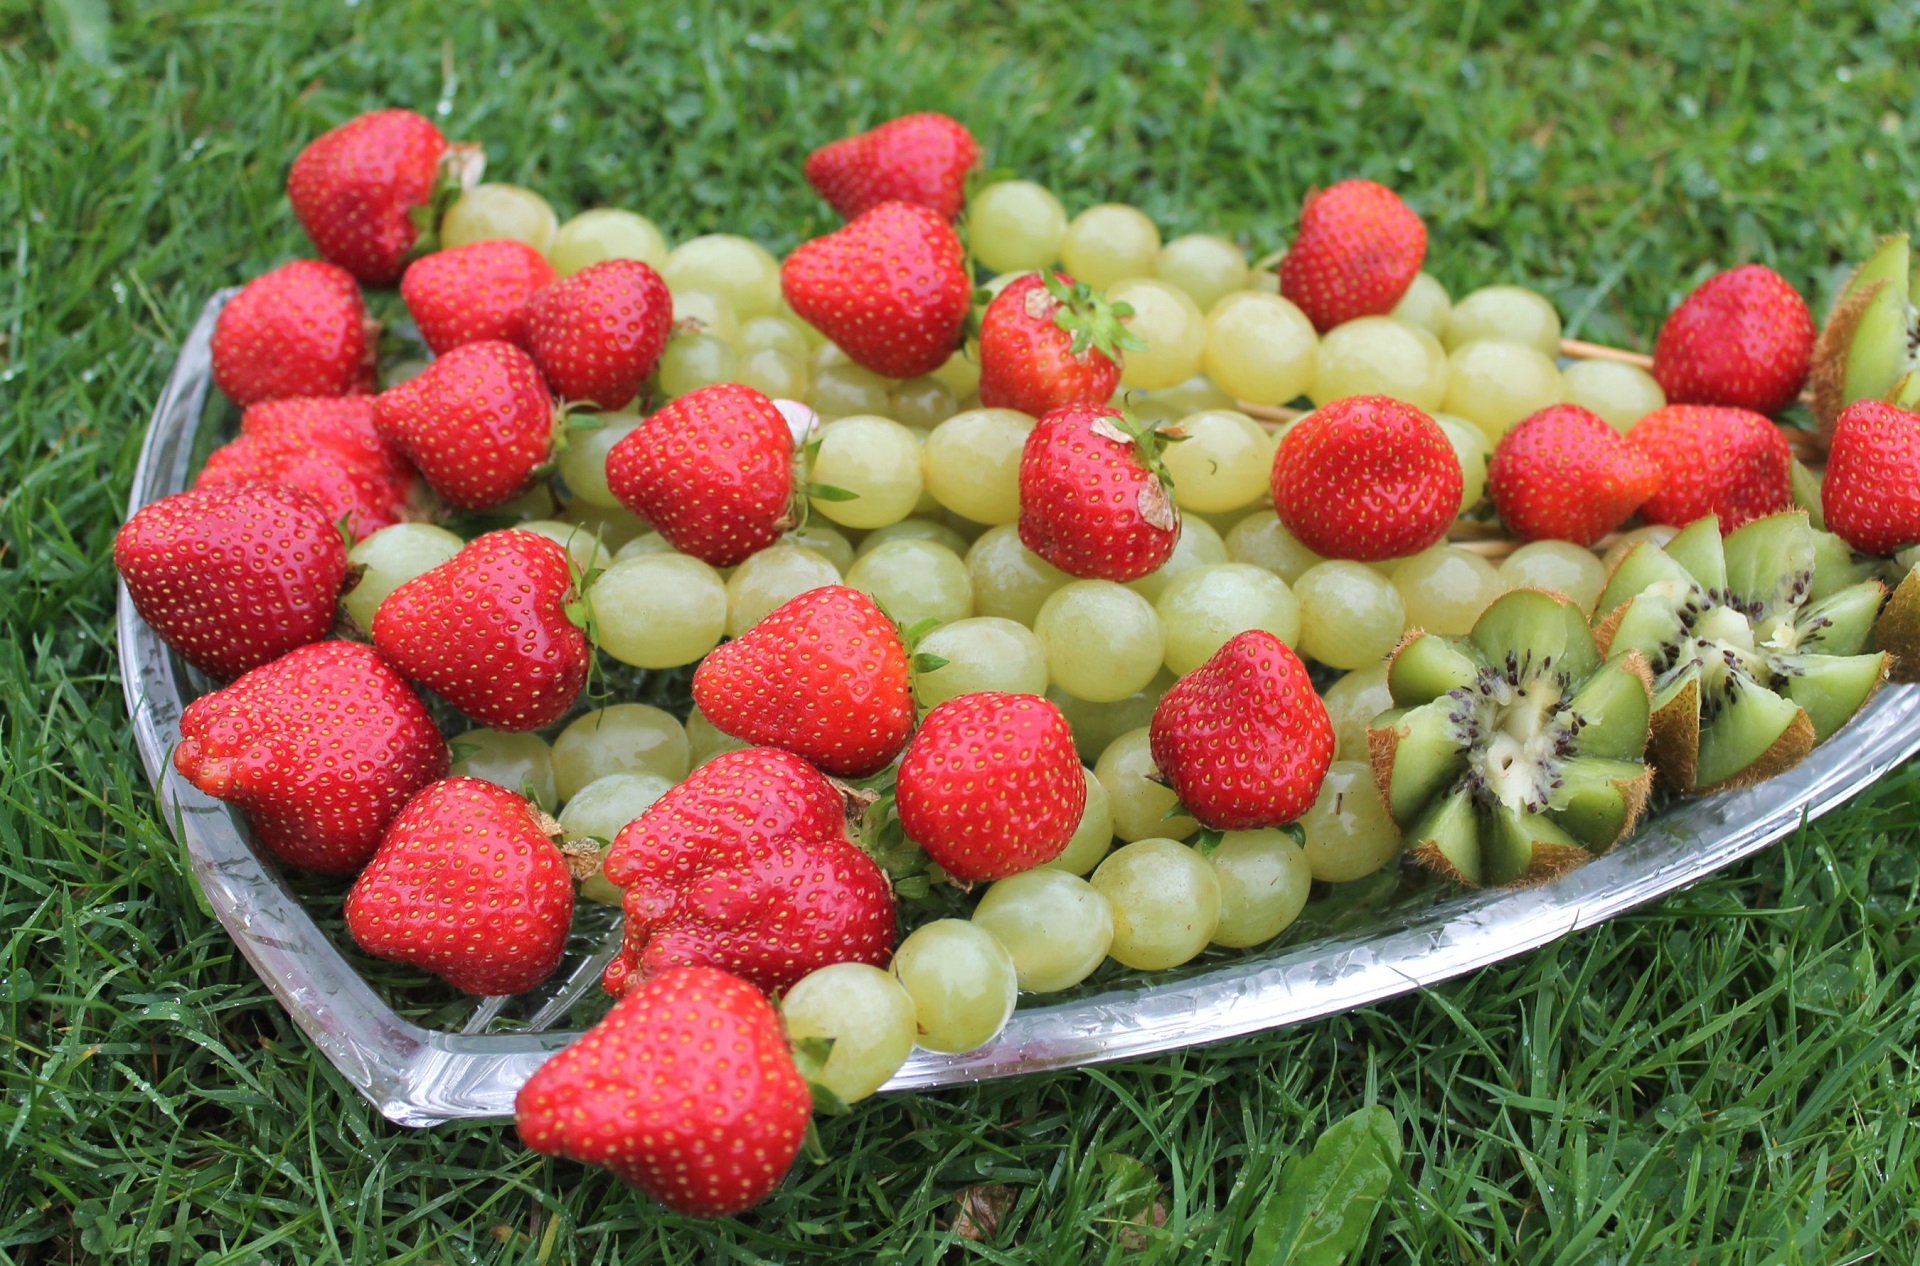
[1558,338,1653,369]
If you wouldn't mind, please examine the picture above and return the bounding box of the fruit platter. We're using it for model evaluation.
[117,107,1920,1213]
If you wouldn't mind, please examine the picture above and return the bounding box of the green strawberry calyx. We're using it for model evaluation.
[1039,272,1147,364]
[1089,408,1182,531]
[404,142,487,261]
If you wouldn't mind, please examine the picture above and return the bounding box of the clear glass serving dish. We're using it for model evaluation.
[120,291,1920,1127]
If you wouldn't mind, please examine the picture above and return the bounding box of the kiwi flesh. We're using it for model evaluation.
[1876,556,1920,682]
[1811,234,1920,437]
[1367,588,1654,888]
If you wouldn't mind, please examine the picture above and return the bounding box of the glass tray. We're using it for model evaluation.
[120,291,1920,1127]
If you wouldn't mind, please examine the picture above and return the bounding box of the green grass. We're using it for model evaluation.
[5,1,1920,1261]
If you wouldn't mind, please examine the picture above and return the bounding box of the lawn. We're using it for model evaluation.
[4,1,1920,1261]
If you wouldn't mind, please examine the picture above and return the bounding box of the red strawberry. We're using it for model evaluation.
[691,586,913,778]
[1652,264,1815,416]
[978,271,1139,417]
[400,239,555,355]
[1278,179,1426,333]
[1270,395,1461,562]
[1627,404,1793,532]
[346,777,573,995]
[1018,404,1182,582]
[1822,399,1920,555]
[1148,630,1334,831]
[372,340,556,511]
[372,529,588,731]
[896,692,1086,882]
[1486,404,1663,547]
[288,108,450,287]
[516,965,810,1217]
[196,396,423,539]
[781,201,971,380]
[115,481,350,680]
[604,383,795,567]
[804,112,980,223]
[599,749,895,997]
[211,260,375,407]
[523,258,673,410]
[173,640,448,874]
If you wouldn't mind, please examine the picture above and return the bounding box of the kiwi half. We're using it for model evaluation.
[1877,557,1920,682]
[1367,588,1654,888]
[1811,234,1920,436]
[1593,512,1888,793]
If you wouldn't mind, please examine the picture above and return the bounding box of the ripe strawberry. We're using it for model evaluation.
[346,777,573,995]
[1018,404,1181,582]
[372,340,556,511]
[896,692,1086,882]
[196,396,423,539]
[173,640,448,874]
[804,112,980,222]
[781,201,971,380]
[978,271,1140,417]
[400,239,555,355]
[1627,404,1793,532]
[604,383,795,567]
[1278,179,1426,332]
[1486,404,1663,547]
[1822,399,1920,555]
[523,258,673,410]
[1148,630,1334,831]
[599,749,895,997]
[516,965,811,1217]
[211,260,375,407]
[691,586,913,778]
[372,529,589,731]
[1652,264,1815,416]
[115,482,350,680]
[1271,395,1460,562]
[288,108,450,287]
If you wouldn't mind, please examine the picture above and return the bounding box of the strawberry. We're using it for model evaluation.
[211,260,375,407]
[599,749,895,998]
[372,529,589,731]
[896,692,1086,882]
[173,640,448,874]
[691,586,913,778]
[400,239,555,355]
[115,482,350,680]
[516,965,811,1217]
[1270,395,1461,562]
[1148,630,1334,831]
[804,112,980,222]
[1627,404,1793,532]
[196,396,423,540]
[781,201,971,380]
[1652,264,1815,416]
[1017,404,1182,582]
[1486,404,1663,547]
[1278,179,1426,333]
[345,777,573,995]
[1822,399,1920,555]
[977,271,1140,417]
[372,340,556,511]
[288,108,450,287]
[523,258,673,410]
[604,383,795,567]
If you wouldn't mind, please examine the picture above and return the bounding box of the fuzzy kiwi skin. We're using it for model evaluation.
[1810,234,1915,438]
[1879,565,1920,683]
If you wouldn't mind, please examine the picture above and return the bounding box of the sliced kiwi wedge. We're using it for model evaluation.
[1367,588,1654,888]
[1594,511,1888,793]
[1811,234,1920,436]
[1876,554,1920,682]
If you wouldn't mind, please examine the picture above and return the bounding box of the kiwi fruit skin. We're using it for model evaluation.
[1878,564,1920,683]
[1811,234,1918,438]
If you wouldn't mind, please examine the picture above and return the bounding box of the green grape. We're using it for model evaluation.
[614,531,673,560]
[557,501,651,551]
[1560,359,1666,433]
[562,770,675,906]
[1160,409,1272,512]
[924,408,1035,526]
[1209,830,1312,948]
[1392,545,1507,635]
[1433,414,1492,513]
[659,333,739,399]
[1247,268,1280,295]
[344,523,464,633]
[555,412,641,508]
[1500,540,1608,614]
[589,553,728,668]
[782,963,919,1103]
[1442,339,1563,442]
[726,545,840,637]
[381,357,432,389]
[778,296,828,347]
[1300,760,1401,882]
[891,919,1018,1054]
[887,376,958,430]
[1309,316,1448,411]
[1042,769,1115,875]
[737,345,810,400]
[498,483,559,521]
[1156,563,1301,675]
[809,415,924,529]
[1321,663,1393,762]
[1110,278,1205,391]
[857,517,971,559]
[1127,517,1228,603]
[783,524,855,572]
[932,348,984,402]
[844,538,973,628]
[1051,673,1173,765]
[440,183,558,254]
[449,729,557,811]
[810,342,852,373]
[970,180,1069,275]
[914,617,1049,708]
[1443,284,1563,357]
[1155,234,1249,315]
[661,233,781,319]
[1035,581,1165,702]
[739,315,811,357]
[549,208,670,277]
[967,525,1072,625]
[1390,271,1452,338]
[1226,512,1326,586]
[1202,291,1318,406]
[552,703,690,801]
[1061,202,1161,289]
[1094,727,1197,842]
[514,518,611,575]
[1142,374,1238,415]
[671,288,740,346]
[1293,561,1407,670]
[972,869,1115,993]
[811,362,895,420]
[1090,838,1221,970]
[1600,522,1679,573]
[686,703,752,768]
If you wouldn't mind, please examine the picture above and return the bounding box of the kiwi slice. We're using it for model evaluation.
[1594,511,1888,793]
[1367,588,1654,888]
[1876,555,1920,682]
[1811,234,1920,436]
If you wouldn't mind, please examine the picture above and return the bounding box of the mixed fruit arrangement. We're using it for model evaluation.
[117,104,1920,1217]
